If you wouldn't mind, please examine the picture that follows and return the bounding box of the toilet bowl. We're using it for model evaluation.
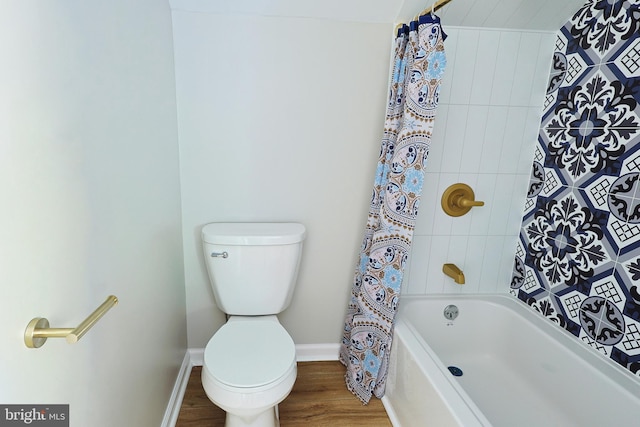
[200,222,306,427]
[201,316,297,427]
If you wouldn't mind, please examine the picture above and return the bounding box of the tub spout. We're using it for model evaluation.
[443,263,465,285]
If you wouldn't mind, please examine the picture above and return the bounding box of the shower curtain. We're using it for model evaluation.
[339,13,447,404]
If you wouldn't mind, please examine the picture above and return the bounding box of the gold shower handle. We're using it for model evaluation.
[457,197,484,208]
[441,183,484,216]
[24,295,118,348]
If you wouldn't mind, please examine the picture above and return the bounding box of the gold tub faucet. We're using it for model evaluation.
[443,263,465,285]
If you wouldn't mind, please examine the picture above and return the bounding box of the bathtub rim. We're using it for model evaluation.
[395,293,640,401]
[386,315,490,426]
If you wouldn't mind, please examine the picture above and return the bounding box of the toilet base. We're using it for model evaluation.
[224,404,279,427]
[201,317,297,427]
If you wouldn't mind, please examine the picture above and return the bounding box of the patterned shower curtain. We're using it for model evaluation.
[339,13,447,404]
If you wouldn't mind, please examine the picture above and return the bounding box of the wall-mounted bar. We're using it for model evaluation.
[413,0,454,21]
[395,0,454,35]
[24,295,118,348]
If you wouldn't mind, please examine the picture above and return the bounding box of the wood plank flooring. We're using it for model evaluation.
[176,361,392,427]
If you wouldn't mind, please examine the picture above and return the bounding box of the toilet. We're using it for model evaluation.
[200,222,306,427]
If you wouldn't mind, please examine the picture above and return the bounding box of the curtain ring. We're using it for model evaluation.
[431,3,436,17]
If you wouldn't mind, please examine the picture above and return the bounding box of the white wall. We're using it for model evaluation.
[172,10,561,347]
[172,10,392,347]
[0,2,186,426]
[0,0,570,422]
[402,27,556,295]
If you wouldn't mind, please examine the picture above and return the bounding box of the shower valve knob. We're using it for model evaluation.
[441,183,484,217]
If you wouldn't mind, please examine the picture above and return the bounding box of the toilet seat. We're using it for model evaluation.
[204,318,296,390]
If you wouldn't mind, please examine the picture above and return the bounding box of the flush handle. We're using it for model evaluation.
[211,251,229,258]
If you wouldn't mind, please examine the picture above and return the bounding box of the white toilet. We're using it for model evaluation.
[200,222,306,427]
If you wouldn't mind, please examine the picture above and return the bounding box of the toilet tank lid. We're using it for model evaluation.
[202,222,306,245]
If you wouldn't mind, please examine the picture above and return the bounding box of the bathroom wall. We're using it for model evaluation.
[0,2,186,426]
[171,2,571,346]
[171,9,392,347]
[513,1,640,376]
[401,27,556,295]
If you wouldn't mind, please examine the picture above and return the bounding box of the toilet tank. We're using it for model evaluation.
[201,222,306,315]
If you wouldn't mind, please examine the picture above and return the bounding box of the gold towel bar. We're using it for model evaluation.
[24,295,118,348]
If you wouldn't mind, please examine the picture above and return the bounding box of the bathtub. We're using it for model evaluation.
[381,295,640,427]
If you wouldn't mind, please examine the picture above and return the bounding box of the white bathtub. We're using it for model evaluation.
[381,295,640,427]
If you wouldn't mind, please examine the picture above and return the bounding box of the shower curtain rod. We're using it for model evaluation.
[395,0,453,32]
[417,0,453,18]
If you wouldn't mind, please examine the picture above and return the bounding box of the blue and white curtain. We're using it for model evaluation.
[339,14,447,404]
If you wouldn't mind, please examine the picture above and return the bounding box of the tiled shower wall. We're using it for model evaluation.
[403,27,556,294]
[513,1,640,374]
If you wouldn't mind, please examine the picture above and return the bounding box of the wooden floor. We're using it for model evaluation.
[176,361,392,427]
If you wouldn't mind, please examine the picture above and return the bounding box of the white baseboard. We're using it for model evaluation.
[382,396,401,427]
[189,348,204,366]
[162,343,341,426]
[161,351,192,427]
[295,343,340,361]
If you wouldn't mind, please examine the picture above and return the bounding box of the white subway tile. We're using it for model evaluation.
[427,104,449,173]
[510,32,543,106]
[425,235,451,293]
[506,173,530,237]
[530,32,556,107]
[478,235,505,292]
[479,106,509,173]
[448,29,480,104]
[487,175,517,235]
[399,26,554,296]
[516,107,543,174]
[490,32,522,105]
[447,235,471,261]
[498,107,529,173]
[414,172,441,235]
[438,28,459,105]
[458,0,503,28]
[483,0,528,28]
[460,106,490,173]
[461,235,488,293]
[469,173,498,235]
[439,105,469,172]
[469,30,501,105]
[403,235,430,295]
